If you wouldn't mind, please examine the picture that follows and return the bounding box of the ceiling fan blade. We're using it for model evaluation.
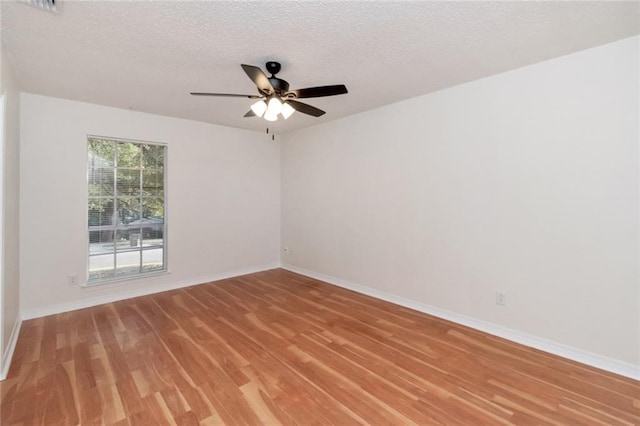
[288,84,348,99]
[244,110,256,117]
[190,92,262,99]
[241,64,274,95]
[286,100,326,117]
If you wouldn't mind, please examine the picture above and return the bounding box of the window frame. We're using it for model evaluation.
[86,135,168,286]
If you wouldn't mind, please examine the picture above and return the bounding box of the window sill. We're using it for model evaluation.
[82,270,170,288]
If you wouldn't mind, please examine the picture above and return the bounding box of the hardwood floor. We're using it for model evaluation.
[1,269,638,425]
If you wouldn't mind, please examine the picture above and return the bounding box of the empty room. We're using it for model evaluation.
[0,1,639,424]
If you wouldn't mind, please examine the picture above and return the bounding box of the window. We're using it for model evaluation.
[87,136,166,283]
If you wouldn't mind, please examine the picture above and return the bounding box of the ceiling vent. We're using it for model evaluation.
[19,0,58,12]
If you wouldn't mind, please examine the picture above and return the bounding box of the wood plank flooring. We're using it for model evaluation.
[1,269,639,425]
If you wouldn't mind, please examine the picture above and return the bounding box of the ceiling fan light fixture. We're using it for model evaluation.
[266,96,283,116]
[281,102,295,119]
[250,100,267,117]
[263,111,278,121]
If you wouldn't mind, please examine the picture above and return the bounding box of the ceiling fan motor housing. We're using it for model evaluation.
[269,77,290,94]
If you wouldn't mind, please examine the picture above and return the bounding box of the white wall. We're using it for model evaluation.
[1,46,22,378]
[20,94,280,315]
[282,36,639,369]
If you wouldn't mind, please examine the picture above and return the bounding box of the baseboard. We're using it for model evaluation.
[21,263,281,320]
[281,263,640,381]
[0,316,22,381]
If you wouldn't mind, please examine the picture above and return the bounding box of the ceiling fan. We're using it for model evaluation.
[190,61,348,121]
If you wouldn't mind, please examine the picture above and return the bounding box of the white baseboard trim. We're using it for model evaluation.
[21,263,281,320]
[281,263,640,381]
[0,316,22,381]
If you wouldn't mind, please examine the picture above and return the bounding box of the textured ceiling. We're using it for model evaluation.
[2,1,639,134]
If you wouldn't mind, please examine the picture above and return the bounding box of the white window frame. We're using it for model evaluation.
[86,135,168,286]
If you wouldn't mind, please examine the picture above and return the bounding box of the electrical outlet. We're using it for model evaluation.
[68,274,78,286]
[496,291,507,307]
[283,246,290,255]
